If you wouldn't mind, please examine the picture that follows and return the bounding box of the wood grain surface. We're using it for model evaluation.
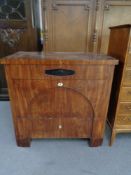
[1,52,118,147]
[107,25,131,145]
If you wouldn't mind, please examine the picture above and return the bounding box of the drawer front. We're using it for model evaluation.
[31,118,90,138]
[120,87,131,101]
[123,68,131,85]
[126,53,131,66]
[118,103,131,114]
[8,65,110,80]
[14,79,88,90]
[116,115,131,125]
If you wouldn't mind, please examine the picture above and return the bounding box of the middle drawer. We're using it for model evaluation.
[118,103,131,114]
[120,87,131,101]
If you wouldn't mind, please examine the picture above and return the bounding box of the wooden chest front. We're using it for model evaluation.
[1,52,118,147]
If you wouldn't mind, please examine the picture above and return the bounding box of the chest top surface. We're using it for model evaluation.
[0,51,118,65]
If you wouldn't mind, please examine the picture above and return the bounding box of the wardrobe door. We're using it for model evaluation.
[0,0,38,100]
[42,0,97,53]
[96,0,131,54]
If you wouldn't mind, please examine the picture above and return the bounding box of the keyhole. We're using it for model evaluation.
[58,125,62,129]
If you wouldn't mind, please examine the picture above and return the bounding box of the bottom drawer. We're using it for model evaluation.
[31,118,91,138]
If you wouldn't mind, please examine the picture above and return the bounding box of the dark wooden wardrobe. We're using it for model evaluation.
[0,0,38,100]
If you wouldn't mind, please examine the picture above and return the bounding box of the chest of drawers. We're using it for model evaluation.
[108,25,131,145]
[0,52,118,147]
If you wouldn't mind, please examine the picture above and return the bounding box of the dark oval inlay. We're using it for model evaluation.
[45,69,75,76]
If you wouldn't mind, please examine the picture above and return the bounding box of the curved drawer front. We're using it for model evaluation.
[13,79,106,118]
[13,79,96,138]
[120,87,131,101]
[8,65,111,80]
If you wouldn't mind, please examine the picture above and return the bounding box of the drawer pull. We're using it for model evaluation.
[57,82,63,87]
[58,125,62,129]
[45,69,75,76]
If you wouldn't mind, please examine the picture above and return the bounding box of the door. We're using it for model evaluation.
[96,0,131,54]
[42,0,97,53]
[0,0,38,100]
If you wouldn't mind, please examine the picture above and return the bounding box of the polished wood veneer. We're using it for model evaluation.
[0,52,118,147]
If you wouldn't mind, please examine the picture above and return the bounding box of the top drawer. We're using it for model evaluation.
[7,65,111,80]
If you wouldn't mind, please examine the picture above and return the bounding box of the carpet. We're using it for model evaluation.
[0,102,131,175]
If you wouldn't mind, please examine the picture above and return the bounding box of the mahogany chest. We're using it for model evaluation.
[0,52,118,147]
